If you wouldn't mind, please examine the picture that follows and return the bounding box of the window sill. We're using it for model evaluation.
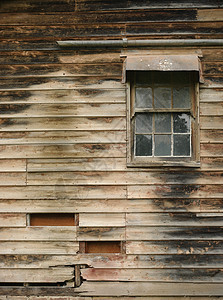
[127,160,200,168]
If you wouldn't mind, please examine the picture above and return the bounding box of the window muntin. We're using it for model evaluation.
[128,71,199,167]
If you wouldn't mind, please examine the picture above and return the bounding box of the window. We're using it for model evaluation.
[125,55,200,167]
[29,213,77,226]
[79,241,122,253]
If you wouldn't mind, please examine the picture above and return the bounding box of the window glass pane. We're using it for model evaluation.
[154,87,171,108]
[173,87,190,108]
[173,113,190,133]
[135,135,152,156]
[155,113,171,133]
[173,134,190,156]
[135,87,153,108]
[135,113,152,133]
[154,135,171,156]
[136,72,152,85]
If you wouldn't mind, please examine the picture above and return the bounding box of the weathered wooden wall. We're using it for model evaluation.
[0,0,222,298]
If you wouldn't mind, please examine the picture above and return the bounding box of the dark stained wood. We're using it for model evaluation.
[76,0,223,11]
[0,50,121,65]
[0,0,75,12]
[84,241,121,253]
[0,63,122,77]
[0,9,198,25]
[125,22,223,37]
[30,213,76,226]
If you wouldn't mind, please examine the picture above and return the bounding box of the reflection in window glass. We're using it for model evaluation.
[173,87,190,108]
[173,113,190,133]
[174,134,190,156]
[136,135,152,156]
[154,87,171,108]
[154,135,171,156]
[155,113,171,133]
[135,87,153,108]
[135,113,152,133]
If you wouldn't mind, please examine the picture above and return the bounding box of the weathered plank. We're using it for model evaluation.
[197,9,223,21]
[0,117,126,131]
[200,88,223,102]
[0,185,126,200]
[0,144,126,159]
[0,172,26,186]
[0,131,126,145]
[76,0,223,11]
[203,63,223,76]
[0,51,121,65]
[126,240,223,254]
[27,157,223,172]
[0,213,26,227]
[200,102,223,115]
[0,159,26,171]
[0,241,79,255]
[0,254,222,269]
[126,212,223,226]
[0,268,73,283]
[0,198,222,214]
[0,199,129,213]
[0,25,125,39]
[201,144,223,157]
[81,268,223,282]
[0,0,75,12]
[78,227,125,241]
[126,226,223,240]
[201,157,223,170]
[0,63,122,77]
[27,158,126,172]
[0,10,198,25]
[0,103,125,118]
[0,89,126,104]
[125,22,223,36]
[0,77,123,90]
[79,213,125,227]
[201,129,223,143]
[27,171,223,185]
[127,185,223,199]
[74,281,223,296]
[0,227,77,241]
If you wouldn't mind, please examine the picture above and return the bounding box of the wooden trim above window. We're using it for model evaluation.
[122,54,203,83]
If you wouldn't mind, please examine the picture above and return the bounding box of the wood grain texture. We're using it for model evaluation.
[126,240,223,254]
[76,0,223,11]
[0,241,79,255]
[81,268,223,282]
[126,212,223,226]
[26,171,223,185]
[79,213,125,227]
[0,268,73,283]
[1,254,222,269]
[0,185,126,200]
[0,227,77,241]
[0,213,26,227]
[0,89,125,104]
[126,226,223,240]
[73,281,223,296]
[0,103,126,117]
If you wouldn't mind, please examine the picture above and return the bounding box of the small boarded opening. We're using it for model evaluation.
[30,213,76,226]
[83,241,121,253]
